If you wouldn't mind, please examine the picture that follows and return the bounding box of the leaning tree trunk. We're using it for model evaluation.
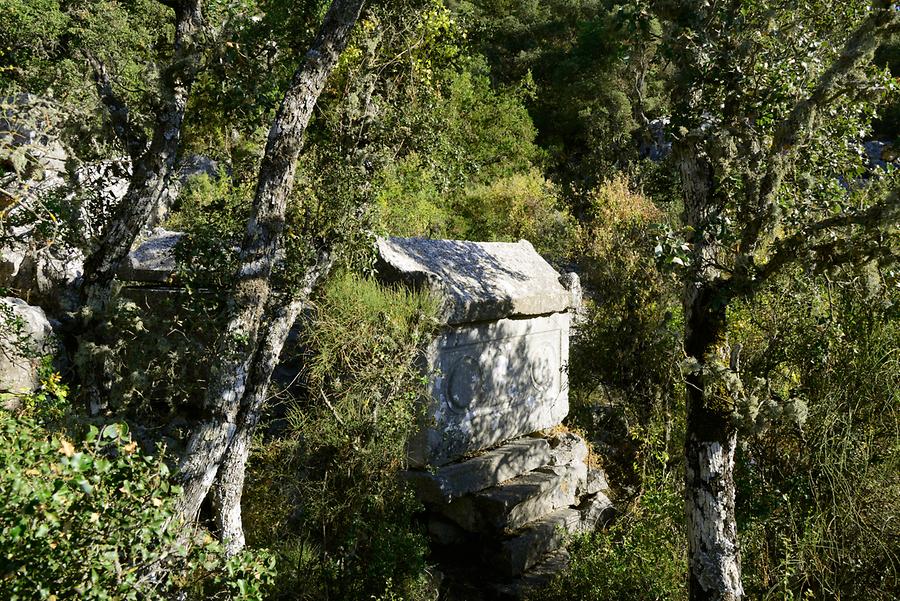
[173,0,365,527]
[211,250,335,554]
[209,297,302,554]
[75,0,203,413]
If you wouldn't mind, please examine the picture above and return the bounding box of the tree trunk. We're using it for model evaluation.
[676,137,744,601]
[75,0,203,413]
[79,0,203,312]
[683,289,743,601]
[210,297,303,554]
[173,0,364,527]
[211,250,334,554]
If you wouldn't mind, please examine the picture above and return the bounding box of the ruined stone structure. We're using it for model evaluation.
[376,237,613,599]
[107,231,615,598]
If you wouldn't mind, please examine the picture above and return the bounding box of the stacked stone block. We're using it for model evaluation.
[376,237,615,598]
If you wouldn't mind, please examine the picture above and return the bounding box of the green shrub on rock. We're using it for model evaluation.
[539,463,687,601]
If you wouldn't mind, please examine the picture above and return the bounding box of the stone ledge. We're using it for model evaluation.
[493,547,571,600]
[376,237,577,325]
[439,464,580,534]
[406,437,552,504]
[495,507,582,577]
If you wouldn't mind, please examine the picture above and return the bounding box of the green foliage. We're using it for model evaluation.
[541,440,686,601]
[567,176,682,477]
[549,173,686,600]
[373,153,448,237]
[0,414,275,600]
[370,54,548,239]
[450,168,577,260]
[169,171,249,291]
[20,360,70,425]
[455,0,667,184]
[73,291,224,422]
[0,0,173,159]
[241,273,439,601]
[731,268,900,599]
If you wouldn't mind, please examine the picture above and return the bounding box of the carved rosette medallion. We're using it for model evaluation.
[445,355,483,413]
[531,342,557,393]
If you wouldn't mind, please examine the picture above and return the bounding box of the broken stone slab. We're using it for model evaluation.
[439,464,581,534]
[116,228,183,283]
[376,237,579,325]
[580,468,610,497]
[495,507,582,577]
[578,491,616,533]
[484,466,579,534]
[406,437,551,504]
[547,431,588,467]
[493,547,571,600]
[409,312,571,466]
[427,515,468,546]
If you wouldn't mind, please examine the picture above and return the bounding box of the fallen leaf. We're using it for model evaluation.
[59,439,75,457]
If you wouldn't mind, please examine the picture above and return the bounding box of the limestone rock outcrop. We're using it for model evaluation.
[0,297,58,407]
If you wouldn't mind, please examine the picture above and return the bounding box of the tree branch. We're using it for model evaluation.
[83,51,147,160]
[739,2,900,256]
[174,0,366,528]
[732,190,900,297]
[210,245,336,554]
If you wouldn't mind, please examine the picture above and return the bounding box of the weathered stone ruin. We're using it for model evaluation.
[44,230,616,598]
[376,237,614,599]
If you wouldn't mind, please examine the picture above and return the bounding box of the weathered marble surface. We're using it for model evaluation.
[409,313,570,466]
[406,437,552,504]
[116,228,183,283]
[376,237,577,325]
[377,237,577,466]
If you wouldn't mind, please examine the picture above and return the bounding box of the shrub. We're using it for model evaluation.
[0,413,275,600]
[540,460,687,601]
[241,273,439,601]
[450,168,577,261]
[732,268,900,599]
[374,153,449,238]
[567,174,682,485]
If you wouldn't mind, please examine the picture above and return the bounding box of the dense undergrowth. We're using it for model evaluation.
[543,181,900,600]
[240,273,440,600]
[2,0,900,598]
[0,412,274,600]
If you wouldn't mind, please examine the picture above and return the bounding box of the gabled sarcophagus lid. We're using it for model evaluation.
[376,237,580,467]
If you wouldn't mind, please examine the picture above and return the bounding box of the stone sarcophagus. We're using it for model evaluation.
[375,237,581,467]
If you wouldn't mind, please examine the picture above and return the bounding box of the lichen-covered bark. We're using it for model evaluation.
[79,0,203,312]
[76,0,203,412]
[685,433,742,601]
[211,250,334,554]
[677,134,744,600]
[174,0,364,526]
[683,289,742,601]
